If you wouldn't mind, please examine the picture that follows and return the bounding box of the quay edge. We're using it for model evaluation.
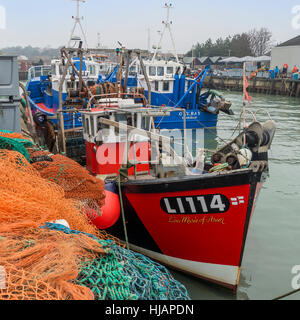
[203,76,300,98]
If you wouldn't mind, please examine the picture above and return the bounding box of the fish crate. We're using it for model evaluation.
[0,102,21,132]
[0,56,21,132]
[65,131,86,165]
[0,56,20,99]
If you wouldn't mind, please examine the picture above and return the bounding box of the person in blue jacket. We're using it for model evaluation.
[274,66,280,78]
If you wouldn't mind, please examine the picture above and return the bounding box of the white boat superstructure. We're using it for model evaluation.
[49,58,102,94]
[136,59,184,94]
[127,3,187,99]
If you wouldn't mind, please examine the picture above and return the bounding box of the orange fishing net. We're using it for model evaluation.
[28,149,120,243]
[0,131,31,140]
[30,150,106,221]
[0,149,97,235]
[0,229,105,300]
[0,128,125,300]
[0,149,107,300]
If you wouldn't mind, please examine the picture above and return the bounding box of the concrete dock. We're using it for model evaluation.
[203,76,300,98]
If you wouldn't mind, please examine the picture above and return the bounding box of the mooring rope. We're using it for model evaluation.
[272,288,300,301]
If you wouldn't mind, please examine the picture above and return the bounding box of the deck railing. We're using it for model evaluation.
[28,65,51,81]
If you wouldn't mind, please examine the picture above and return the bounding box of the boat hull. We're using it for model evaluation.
[106,170,263,290]
[144,90,218,129]
[154,109,218,129]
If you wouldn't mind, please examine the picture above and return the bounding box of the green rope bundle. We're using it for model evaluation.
[43,223,191,301]
[0,130,34,162]
[77,241,191,301]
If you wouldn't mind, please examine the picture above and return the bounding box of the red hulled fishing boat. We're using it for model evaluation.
[81,95,275,291]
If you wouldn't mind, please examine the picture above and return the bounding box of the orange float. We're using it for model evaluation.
[92,182,121,230]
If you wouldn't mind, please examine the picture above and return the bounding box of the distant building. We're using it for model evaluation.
[183,56,227,69]
[17,55,29,72]
[210,56,224,65]
[183,57,201,68]
[271,35,300,71]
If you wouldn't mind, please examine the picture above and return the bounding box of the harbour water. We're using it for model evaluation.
[172,91,300,300]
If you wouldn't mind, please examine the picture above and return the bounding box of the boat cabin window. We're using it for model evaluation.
[86,118,90,135]
[154,81,159,91]
[157,67,164,76]
[115,114,127,123]
[149,66,156,76]
[68,66,73,75]
[163,81,170,91]
[129,66,136,75]
[89,65,96,75]
[82,115,86,131]
[90,116,95,136]
[34,67,42,77]
[142,116,151,131]
[113,114,126,135]
[29,69,35,79]
[167,67,174,75]
[97,115,111,138]
[66,81,73,89]
[51,64,56,76]
[59,64,66,76]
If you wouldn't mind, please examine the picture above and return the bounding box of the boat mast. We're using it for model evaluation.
[147,28,151,54]
[68,0,88,49]
[152,3,179,63]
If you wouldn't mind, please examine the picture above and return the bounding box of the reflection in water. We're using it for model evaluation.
[203,127,218,158]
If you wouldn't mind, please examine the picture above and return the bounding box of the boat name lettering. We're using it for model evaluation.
[161,194,230,215]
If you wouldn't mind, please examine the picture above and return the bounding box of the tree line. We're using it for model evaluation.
[186,28,273,58]
[0,46,60,59]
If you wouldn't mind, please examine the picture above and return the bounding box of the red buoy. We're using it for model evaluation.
[92,183,121,230]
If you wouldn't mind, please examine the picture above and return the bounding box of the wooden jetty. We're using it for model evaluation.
[203,76,300,98]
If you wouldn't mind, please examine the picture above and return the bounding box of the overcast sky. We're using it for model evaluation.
[0,0,300,53]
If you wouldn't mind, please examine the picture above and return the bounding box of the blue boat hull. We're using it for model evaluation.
[26,78,83,130]
[146,91,218,129]
[154,109,217,129]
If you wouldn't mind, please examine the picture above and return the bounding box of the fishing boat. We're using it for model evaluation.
[124,3,233,130]
[137,62,233,129]
[80,92,276,291]
[26,57,103,130]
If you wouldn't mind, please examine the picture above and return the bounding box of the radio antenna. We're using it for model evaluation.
[152,3,179,63]
[68,0,88,49]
